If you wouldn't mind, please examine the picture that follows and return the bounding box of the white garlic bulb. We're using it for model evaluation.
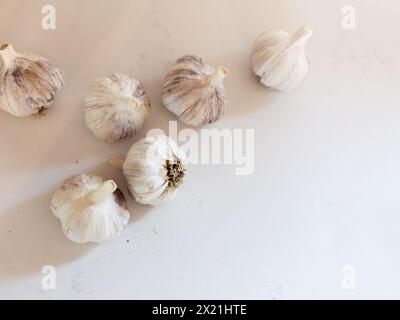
[51,174,130,244]
[0,43,64,117]
[162,55,229,127]
[252,26,312,91]
[84,74,150,143]
[111,135,186,205]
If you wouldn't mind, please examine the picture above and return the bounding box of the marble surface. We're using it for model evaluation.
[1,0,400,299]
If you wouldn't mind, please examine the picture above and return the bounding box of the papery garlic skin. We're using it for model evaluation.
[51,174,130,244]
[121,135,186,205]
[162,55,228,127]
[84,74,150,143]
[0,44,64,117]
[252,26,312,91]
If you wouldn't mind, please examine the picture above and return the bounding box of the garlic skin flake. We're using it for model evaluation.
[113,135,186,206]
[162,55,229,127]
[252,26,312,91]
[84,74,150,143]
[51,174,130,244]
[0,44,64,117]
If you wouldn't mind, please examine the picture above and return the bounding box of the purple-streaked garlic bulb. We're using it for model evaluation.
[162,55,229,127]
[84,74,150,143]
[51,174,130,243]
[0,43,64,117]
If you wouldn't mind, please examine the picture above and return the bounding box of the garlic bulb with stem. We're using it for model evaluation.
[84,74,151,143]
[0,43,64,117]
[162,55,229,127]
[110,135,186,206]
[252,26,312,91]
[51,174,130,244]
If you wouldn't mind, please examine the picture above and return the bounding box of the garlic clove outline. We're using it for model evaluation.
[84,74,151,143]
[0,43,64,117]
[162,55,229,127]
[51,174,130,244]
[252,26,312,91]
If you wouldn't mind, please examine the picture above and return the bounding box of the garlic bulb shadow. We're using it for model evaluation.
[0,192,94,279]
[0,162,152,279]
[205,51,279,117]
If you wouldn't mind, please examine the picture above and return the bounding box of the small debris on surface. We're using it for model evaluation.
[153,227,159,235]
[125,237,136,253]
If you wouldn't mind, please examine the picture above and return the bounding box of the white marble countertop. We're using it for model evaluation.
[1,0,400,299]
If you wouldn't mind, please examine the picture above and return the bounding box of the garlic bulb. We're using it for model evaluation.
[84,74,150,143]
[51,174,130,243]
[111,135,186,205]
[0,43,64,117]
[252,26,312,91]
[162,55,229,127]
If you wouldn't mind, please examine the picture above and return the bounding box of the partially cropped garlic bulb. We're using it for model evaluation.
[0,44,64,117]
[51,174,130,243]
[111,135,186,205]
[84,74,150,143]
[252,26,312,91]
[162,55,229,127]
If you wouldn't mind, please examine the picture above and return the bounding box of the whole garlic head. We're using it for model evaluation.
[252,26,312,91]
[162,55,229,127]
[84,74,150,143]
[113,135,186,205]
[0,44,64,117]
[51,174,130,243]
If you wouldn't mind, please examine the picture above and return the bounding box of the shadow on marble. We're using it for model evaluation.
[0,192,94,279]
[215,50,281,118]
[0,160,151,280]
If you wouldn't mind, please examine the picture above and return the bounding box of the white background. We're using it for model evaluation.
[1,0,399,299]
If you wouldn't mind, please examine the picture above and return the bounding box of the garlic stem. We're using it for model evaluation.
[290,25,313,48]
[109,157,125,170]
[129,99,138,110]
[119,96,138,111]
[88,180,117,204]
[0,44,18,71]
[208,66,229,86]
